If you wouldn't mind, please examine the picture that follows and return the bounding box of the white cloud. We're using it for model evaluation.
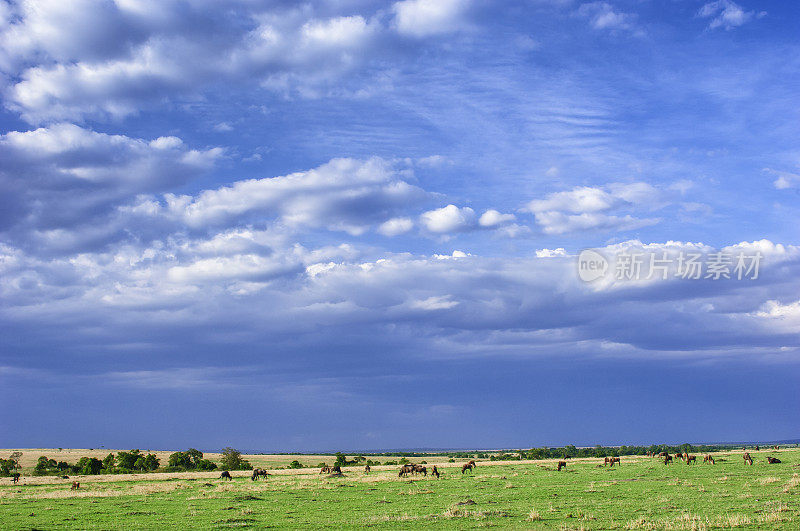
[536,248,567,258]
[478,209,516,227]
[378,217,414,236]
[698,1,755,30]
[420,204,476,233]
[392,0,470,37]
[523,183,664,235]
[577,2,637,33]
[763,167,800,190]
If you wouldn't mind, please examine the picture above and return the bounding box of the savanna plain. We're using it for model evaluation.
[1,448,798,529]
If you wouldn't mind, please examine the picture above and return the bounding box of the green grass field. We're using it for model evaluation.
[2,450,798,529]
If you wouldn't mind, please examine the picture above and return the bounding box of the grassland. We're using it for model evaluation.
[1,449,798,529]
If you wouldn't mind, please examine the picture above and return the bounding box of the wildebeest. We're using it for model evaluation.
[319,466,332,474]
[467,460,477,468]
[755,445,760,451]
[664,455,673,465]
[220,471,232,481]
[703,455,715,464]
[773,445,779,451]
[332,465,342,474]
[685,455,696,465]
[743,452,753,466]
[71,481,80,490]
[431,466,440,478]
[461,462,475,474]
[412,464,427,476]
[674,453,683,461]
[11,473,20,484]
[766,456,781,464]
[364,464,370,474]
[657,452,668,458]
[557,460,567,471]
[61,475,70,479]
[398,464,414,477]
[603,457,611,465]
[251,468,268,481]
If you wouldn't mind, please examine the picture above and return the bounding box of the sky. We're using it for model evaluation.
[1,0,799,452]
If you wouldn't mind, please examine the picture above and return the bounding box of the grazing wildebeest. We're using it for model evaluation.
[332,465,342,474]
[319,466,332,474]
[703,455,715,464]
[11,473,20,484]
[685,455,696,465]
[674,453,683,461]
[412,464,427,476]
[603,457,611,466]
[664,455,673,465]
[398,465,414,477]
[657,452,668,458]
[467,460,477,468]
[61,475,70,479]
[743,452,753,466]
[220,471,232,481]
[364,464,370,474]
[557,460,567,471]
[251,468,268,481]
[431,466,440,478]
[755,445,760,451]
[766,456,781,464]
[71,481,80,490]
[461,462,475,474]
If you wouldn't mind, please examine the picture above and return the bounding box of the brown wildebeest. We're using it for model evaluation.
[773,445,779,451]
[657,452,668,458]
[755,445,760,451]
[332,465,342,474]
[664,455,673,465]
[743,452,753,465]
[467,460,477,468]
[413,464,427,476]
[251,468,268,481]
[71,481,80,490]
[319,466,332,474]
[674,453,683,461]
[685,455,696,465]
[11,473,20,483]
[766,456,781,464]
[220,471,232,481]
[611,457,621,467]
[364,464,370,474]
[703,455,715,464]
[461,462,475,474]
[431,466,440,478]
[603,457,611,466]
[398,464,414,477]
[557,460,567,471]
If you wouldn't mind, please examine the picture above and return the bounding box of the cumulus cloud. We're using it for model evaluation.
[160,158,431,235]
[392,0,471,37]
[698,1,756,30]
[0,123,220,251]
[763,167,800,190]
[378,217,414,236]
[420,204,476,233]
[0,2,385,122]
[523,183,662,235]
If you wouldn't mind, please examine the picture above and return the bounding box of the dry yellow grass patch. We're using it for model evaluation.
[624,512,753,530]
[527,508,542,521]
[758,476,780,485]
[782,474,800,493]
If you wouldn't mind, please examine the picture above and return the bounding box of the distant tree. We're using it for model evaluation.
[334,453,348,467]
[143,454,160,471]
[288,460,303,469]
[116,450,143,470]
[220,448,252,471]
[76,457,104,475]
[102,453,116,471]
[8,452,22,469]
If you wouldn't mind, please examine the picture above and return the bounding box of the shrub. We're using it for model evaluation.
[288,460,303,469]
[220,448,252,471]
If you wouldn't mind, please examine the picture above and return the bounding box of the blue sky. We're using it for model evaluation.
[1,0,799,452]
